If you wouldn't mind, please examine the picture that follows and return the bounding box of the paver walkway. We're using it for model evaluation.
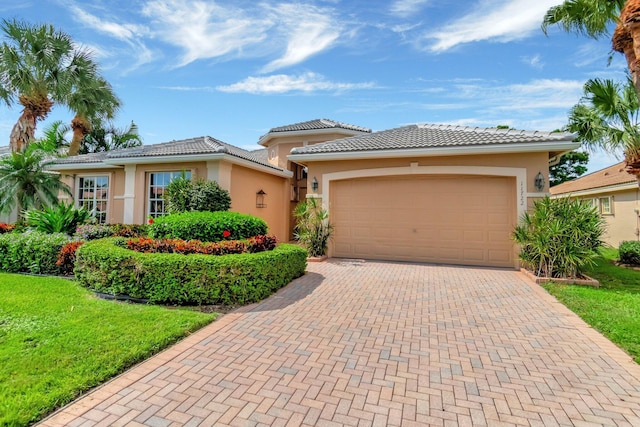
[41,260,640,426]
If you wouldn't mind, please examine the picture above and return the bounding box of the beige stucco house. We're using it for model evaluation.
[551,162,640,247]
[46,119,578,269]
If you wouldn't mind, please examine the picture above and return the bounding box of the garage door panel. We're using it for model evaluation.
[331,175,516,268]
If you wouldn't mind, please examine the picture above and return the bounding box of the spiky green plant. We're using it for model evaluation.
[512,196,606,278]
[25,202,92,235]
[293,197,334,257]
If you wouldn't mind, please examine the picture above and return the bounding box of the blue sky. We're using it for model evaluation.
[0,0,630,172]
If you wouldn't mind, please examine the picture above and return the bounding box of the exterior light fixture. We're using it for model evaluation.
[256,189,266,208]
[311,177,319,193]
[534,172,545,192]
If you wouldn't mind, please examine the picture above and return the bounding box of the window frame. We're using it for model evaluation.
[76,174,110,224]
[599,196,613,215]
[147,170,191,218]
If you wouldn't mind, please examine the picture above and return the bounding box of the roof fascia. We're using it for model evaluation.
[552,182,638,197]
[288,141,582,163]
[259,128,369,146]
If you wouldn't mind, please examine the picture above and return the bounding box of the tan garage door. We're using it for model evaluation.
[330,175,516,268]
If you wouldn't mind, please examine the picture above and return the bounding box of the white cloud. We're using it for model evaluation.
[142,0,271,67]
[390,0,430,17]
[216,72,375,94]
[67,3,156,71]
[521,54,544,70]
[261,3,342,73]
[424,0,564,52]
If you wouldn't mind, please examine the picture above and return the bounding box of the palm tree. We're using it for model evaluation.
[67,68,121,156]
[541,1,640,96]
[0,19,113,153]
[566,77,640,177]
[30,120,70,154]
[79,121,142,154]
[0,145,71,219]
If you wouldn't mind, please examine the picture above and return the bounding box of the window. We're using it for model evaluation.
[77,176,109,224]
[599,196,612,215]
[147,171,191,217]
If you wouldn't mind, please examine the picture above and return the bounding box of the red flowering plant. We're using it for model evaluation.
[222,230,231,239]
[147,216,154,225]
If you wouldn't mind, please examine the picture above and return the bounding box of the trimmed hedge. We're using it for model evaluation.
[0,231,70,274]
[149,211,267,242]
[619,241,640,265]
[74,238,307,305]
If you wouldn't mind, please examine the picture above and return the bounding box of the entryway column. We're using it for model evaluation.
[206,160,232,191]
[123,165,136,224]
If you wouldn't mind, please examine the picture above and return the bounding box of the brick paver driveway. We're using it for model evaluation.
[42,260,640,426]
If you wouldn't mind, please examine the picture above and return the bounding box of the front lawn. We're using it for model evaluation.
[543,247,640,363]
[0,273,216,426]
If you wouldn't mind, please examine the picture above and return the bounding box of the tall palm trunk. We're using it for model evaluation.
[68,115,90,156]
[618,0,640,99]
[9,94,54,152]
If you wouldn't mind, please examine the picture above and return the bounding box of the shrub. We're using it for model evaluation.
[149,211,267,242]
[56,241,85,275]
[74,223,148,240]
[293,198,334,257]
[619,241,640,265]
[26,202,92,235]
[512,196,605,278]
[165,177,231,213]
[0,231,70,274]
[126,235,276,255]
[75,238,307,305]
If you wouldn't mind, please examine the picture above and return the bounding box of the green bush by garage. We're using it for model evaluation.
[74,238,307,305]
[149,211,267,242]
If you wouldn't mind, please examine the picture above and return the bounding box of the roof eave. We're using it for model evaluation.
[258,128,370,146]
[48,162,121,171]
[288,140,582,163]
[551,181,638,197]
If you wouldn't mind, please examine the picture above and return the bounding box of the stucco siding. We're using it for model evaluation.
[230,164,289,241]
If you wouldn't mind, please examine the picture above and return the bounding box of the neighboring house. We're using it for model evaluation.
[0,145,17,224]
[42,119,578,269]
[550,162,639,247]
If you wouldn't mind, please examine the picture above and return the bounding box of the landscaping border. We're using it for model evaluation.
[75,238,308,305]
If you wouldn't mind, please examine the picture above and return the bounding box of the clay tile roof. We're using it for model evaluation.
[290,123,575,155]
[550,161,636,195]
[50,136,284,171]
[266,119,371,134]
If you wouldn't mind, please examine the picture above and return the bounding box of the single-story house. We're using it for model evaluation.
[550,162,640,247]
[44,119,578,269]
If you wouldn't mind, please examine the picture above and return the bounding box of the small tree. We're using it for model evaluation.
[293,197,334,257]
[549,151,590,186]
[512,196,605,278]
[165,177,231,213]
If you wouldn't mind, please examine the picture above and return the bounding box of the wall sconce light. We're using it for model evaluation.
[256,189,266,208]
[311,176,319,193]
[534,172,545,192]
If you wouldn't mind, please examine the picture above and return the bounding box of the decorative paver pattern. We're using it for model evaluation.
[41,260,640,426]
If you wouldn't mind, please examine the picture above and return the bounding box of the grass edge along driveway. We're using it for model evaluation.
[543,248,640,364]
[0,273,216,427]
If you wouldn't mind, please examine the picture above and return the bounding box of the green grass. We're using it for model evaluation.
[0,273,216,427]
[543,247,640,363]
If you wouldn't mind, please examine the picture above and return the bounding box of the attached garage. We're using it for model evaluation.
[330,175,516,267]
[288,123,581,269]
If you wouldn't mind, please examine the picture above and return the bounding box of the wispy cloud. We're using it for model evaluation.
[424,0,563,52]
[216,72,375,94]
[67,3,155,71]
[261,3,342,73]
[521,54,544,69]
[390,0,430,17]
[141,0,270,67]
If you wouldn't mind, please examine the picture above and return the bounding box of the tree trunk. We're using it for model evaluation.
[9,109,37,153]
[68,115,90,156]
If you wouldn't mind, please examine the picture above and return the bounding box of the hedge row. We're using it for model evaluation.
[619,241,640,265]
[149,211,267,242]
[0,231,70,275]
[75,238,307,305]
